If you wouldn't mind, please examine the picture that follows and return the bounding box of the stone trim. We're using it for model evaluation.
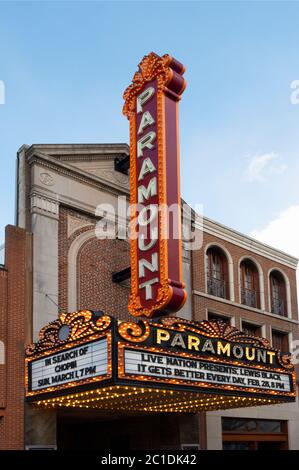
[26,143,129,156]
[30,194,59,219]
[193,290,299,325]
[67,228,96,311]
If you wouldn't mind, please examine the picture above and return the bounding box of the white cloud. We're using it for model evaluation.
[250,205,299,297]
[250,205,299,257]
[245,152,287,182]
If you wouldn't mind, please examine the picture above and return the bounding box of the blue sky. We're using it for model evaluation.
[1,0,299,260]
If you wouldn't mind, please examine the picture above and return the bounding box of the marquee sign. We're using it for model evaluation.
[25,310,112,397]
[123,52,187,318]
[25,310,296,410]
[123,350,291,393]
[117,317,295,399]
[29,338,108,392]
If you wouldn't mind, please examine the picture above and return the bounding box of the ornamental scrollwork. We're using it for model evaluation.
[118,320,150,343]
[277,353,294,370]
[26,310,112,356]
[123,52,186,117]
[160,318,271,348]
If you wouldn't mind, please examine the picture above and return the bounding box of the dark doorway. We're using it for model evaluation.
[57,412,182,450]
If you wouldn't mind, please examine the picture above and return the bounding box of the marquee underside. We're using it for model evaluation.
[32,385,288,413]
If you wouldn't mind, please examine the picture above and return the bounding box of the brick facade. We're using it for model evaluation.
[192,231,299,375]
[192,232,298,317]
[0,225,32,450]
[58,206,131,321]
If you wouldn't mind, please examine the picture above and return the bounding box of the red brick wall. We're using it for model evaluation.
[59,207,131,321]
[0,268,7,409]
[0,225,32,450]
[77,237,130,320]
[59,207,95,311]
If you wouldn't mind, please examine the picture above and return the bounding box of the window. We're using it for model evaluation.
[206,247,229,300]
[240,259,260,308]
[272,330,289,352]
[241,322,261,337]
[222,418,288,450]
[270,270,287,316]
[222,418,283,433]
[208,312,230,324]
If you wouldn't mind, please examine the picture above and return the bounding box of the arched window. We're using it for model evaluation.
[206,246,229,299]
[270,270,287,316]
[240,259,260,309]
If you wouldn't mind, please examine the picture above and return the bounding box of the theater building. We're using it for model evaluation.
[8,142,297,450]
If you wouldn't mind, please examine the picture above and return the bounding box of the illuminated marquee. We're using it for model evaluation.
[117,317,296,399]
[123,52,187,318]
[25,310,296,409]
[25,310,112,397]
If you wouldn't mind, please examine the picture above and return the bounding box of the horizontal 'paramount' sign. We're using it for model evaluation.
[153,328,278,366]
[117,317,296,397]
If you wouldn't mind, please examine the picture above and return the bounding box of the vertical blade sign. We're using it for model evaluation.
[123,52,187,318]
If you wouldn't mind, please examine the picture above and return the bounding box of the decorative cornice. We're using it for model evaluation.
[198,216,298,269]
[57,153,129,163]
[26,143,129,158]
[27,150,129,198]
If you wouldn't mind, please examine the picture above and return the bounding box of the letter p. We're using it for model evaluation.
[137,86,155,113]
[156,329,170,344]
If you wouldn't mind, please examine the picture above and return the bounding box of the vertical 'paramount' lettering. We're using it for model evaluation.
[123,52,187,317]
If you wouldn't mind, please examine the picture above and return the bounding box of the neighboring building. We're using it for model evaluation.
[6,142,298,449]
[191,217,299,450]
[0,225,32,450]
